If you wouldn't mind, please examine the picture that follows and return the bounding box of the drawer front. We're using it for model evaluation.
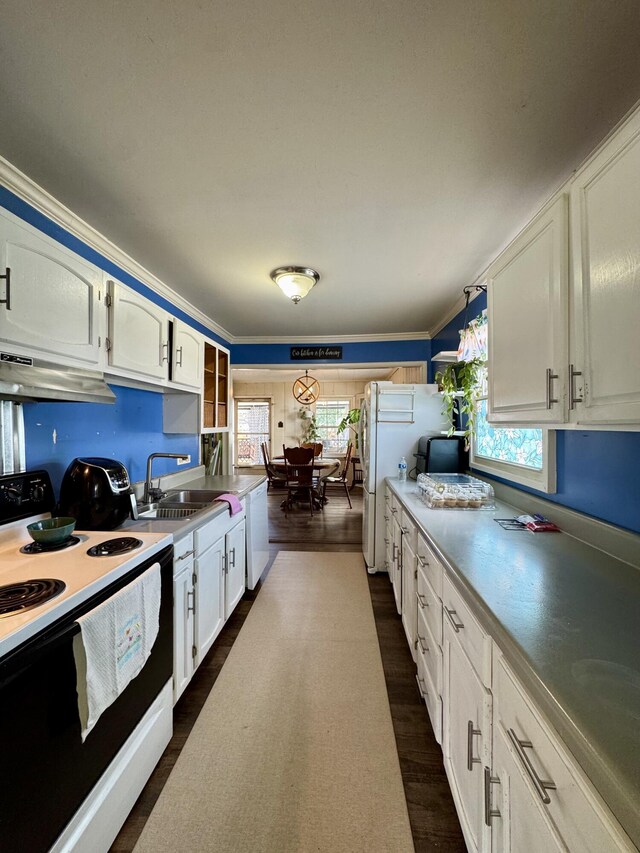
[195,501,246,554]
[400,509,417,553]
[417,604,442,697]
[173,532,195,574]
[416,533,444,599]
[494,652,635,853]
[417,567,442,646]
[417,646,442,744]
[442,574,491,686]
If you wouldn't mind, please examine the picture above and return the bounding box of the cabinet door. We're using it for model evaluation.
[107,279,169,380]
[570,112,640,424]
[216,348,229,428]
[443,622,492,853]
[401,536,417,659]
[487,195,568,424]
[391,515,403,615]
[173,563,195,703]
[172,319,202,389]
[0,212,101,364]
[225,518,246,619]
[195,535,225,662]
[491,721,564,853]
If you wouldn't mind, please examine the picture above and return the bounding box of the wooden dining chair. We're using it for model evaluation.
[262,441,285,491]
[282,445,317,516]
[321,442,353,508]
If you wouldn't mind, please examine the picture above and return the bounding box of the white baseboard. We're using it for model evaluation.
[52,680,173,853]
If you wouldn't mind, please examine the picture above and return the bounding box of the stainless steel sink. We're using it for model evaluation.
[163,489,227,503]
[137,500,210,520]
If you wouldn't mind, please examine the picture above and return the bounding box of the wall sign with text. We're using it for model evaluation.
[290,346,342,361]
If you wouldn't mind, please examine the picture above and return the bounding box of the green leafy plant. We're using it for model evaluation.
[336,407,361,450]
[299,407,322,444]
[435,358,484,450]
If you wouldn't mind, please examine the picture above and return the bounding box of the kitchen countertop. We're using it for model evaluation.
[385,478,640,848]
[126,474,267,537]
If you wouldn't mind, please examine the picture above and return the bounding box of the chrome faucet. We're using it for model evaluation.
[143,453,190,504]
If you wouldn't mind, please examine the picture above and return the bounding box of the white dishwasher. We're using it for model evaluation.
[246,480,269,589]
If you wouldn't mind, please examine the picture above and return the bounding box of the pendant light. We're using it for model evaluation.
[292,370,320,404]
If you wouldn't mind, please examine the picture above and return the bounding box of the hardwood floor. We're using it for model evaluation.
[111,487,464,852]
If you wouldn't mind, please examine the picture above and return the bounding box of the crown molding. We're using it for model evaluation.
[0,155,233,344]
[232,330,431,344]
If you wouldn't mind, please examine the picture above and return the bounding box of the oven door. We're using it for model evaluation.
[0,545,173,853]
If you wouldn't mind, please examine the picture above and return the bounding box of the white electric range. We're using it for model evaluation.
[0,468,172,658]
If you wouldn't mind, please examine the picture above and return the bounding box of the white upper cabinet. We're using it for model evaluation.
[171,318,202,389]
[106,278,169,381]
[487,196,568,424]
[0,211,101,365]
[570,111,640,425]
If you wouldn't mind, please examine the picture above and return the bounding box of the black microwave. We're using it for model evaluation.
[414,435,464,475]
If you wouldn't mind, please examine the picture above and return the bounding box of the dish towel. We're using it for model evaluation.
[214,493,243,516]
[73,562,161,741]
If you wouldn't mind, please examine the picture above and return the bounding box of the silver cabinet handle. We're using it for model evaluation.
[401,526,410,534]
[384,515,389,521]
[176,345,183,367]
[416,674,427,698]
[229,547,236,568]
[545,368,558,409]
[384,537,389,545]
[444,605,464,632]
[467,720,481,771]
[417,554,428,567]
[161,341,169,364]
[392,542,397,563]
[187,589,196,614]
[391,507,398,514]
[484,767,501,825]
[0,267,10,310]
[507,728,557,804]
[569,364,583,409]
[177,549,195,561]
[416,633,428,654]
[416,591,428,608]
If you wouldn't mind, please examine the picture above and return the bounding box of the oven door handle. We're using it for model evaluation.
[0,620,81,688]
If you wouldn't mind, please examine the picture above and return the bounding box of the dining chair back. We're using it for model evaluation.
[262,441,285,491]
[321,442,354,508]
[301,442,324,458]
[282,445,316,516]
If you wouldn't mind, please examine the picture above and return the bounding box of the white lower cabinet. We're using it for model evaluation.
[389,487,636,853]
[173,503,246,703]
[444,619,493,853]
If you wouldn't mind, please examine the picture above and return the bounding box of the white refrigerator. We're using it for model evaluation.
[359,382,447,573]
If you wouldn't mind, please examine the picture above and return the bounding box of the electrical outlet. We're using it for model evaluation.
[177,455,191,466]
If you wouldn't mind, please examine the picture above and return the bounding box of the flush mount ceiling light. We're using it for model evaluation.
[270,266,319,304]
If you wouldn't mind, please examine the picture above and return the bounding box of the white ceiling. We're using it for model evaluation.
[2,1,640,339]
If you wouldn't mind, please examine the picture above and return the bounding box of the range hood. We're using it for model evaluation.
[0,353,116,404]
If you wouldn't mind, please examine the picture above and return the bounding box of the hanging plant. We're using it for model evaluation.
[435,357,484,450]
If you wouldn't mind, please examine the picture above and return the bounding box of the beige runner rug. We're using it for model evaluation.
[134,551,414,853]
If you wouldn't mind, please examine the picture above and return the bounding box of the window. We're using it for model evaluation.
[235,399,270,467]
[470,367,556,492]
[315,399,351,455]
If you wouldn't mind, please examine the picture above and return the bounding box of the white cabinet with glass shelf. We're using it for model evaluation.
[203,340,230,433]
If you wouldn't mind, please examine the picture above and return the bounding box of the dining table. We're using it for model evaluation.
[272,456,342,509]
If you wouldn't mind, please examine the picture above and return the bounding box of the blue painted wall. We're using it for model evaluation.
[231,338,432,366]
[431,295,640,534]
[23,385,200,496]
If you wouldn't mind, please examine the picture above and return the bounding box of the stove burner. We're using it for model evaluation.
[87,537,143,557]
[0,578,66,618]
[20,536,81,555]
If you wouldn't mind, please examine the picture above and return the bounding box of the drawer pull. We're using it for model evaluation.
[177,549,195,561]
[401,526,410,534]
[417,555,429,567]
[392,543,398,563]
[187,590,196,615]
[384,515,389,521]
[384,537,389,545]
[391,507,398,514]
[508,728,557,804]
[484,767,501,825]
[416,633,428,654]
[467,720,481,771]
[444,605,464,632]
[416,591,428,608]
[416,674,427,698]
